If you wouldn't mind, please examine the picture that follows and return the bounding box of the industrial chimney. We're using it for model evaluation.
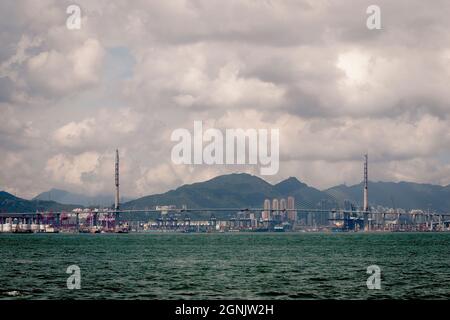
[363,154,369,231]
[363,154,368,212]
[115,149,120,211]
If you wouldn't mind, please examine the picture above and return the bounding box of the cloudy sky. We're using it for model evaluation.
[1,0,450,199]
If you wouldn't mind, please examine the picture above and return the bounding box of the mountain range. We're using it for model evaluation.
[2,173,450,213]
[325,181,450,212]
[122,174,332,210]
[0,191,78,213]
[33,188,134,207]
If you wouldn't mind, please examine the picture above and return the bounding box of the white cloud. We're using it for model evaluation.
[2,0,450,198]
[52,118,96,148]
[45,152,100,185]
[26,38,105,96]
[51,107,141,151]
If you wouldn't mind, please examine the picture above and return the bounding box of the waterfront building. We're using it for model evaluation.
[287,196,297,222]
[280,198,287,211]
[280,198,287,221]
[272,199,279,216]
[262,199,271,220]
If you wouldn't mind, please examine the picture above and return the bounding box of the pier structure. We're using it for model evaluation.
[1,207,450,233]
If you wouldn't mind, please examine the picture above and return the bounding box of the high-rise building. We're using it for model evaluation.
[262,199,271,221]
[280,198,287,211]
[272,199,279,219]
[280,198,287,220]
[287,196,297,221]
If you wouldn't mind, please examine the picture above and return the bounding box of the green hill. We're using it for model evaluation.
[122,173,334,211]
[0,191,79,213]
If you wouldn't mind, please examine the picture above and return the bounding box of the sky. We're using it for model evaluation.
[1,0,450,199]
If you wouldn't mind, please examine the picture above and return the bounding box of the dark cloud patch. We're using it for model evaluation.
[0,77,15,102]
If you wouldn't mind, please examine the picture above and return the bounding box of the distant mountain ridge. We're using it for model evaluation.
[33,188,134,207]
[325,181,450,212]
[0,191,78,212]
[123,174,450,212]
[2,174,450,213]
[122,173,336,210]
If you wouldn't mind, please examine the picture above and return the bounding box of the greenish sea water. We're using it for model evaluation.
[0,233,449,300]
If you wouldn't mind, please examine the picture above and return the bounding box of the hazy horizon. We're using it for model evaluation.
[3,172,450,202]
